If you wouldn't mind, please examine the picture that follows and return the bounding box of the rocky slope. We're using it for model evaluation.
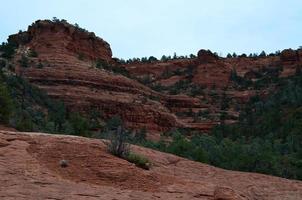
[1,130,302,200]
[5,19,302,137]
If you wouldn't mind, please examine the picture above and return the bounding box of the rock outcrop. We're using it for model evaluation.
[0,130,301,199]
[9,20,192,136]
[5,20,302,136]
[9,20,112,62]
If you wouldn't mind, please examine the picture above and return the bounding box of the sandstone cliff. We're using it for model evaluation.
[9,20,192,138]
[6,20,302,136]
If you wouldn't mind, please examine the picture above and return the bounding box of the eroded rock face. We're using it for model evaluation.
[0,131,302,200]
[9,20,112,62]
[9,20,191,135]
[7,20,302,136]
[213,187,246,200]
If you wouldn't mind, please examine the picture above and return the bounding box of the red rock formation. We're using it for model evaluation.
[9,20,196,136]
[9,20,112,62]
[6,20,302,136]
[1,130,302,199]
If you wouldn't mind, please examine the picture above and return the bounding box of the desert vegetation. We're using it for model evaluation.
[104,116,150,170]
[135,75,302,180]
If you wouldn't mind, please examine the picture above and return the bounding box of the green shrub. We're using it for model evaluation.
[134,127,147,142]
[19,55,29,68]
[0,60,6,69]
[69,112,90,137]
[95,59,107,69]
[126,153,150,170]
[0,83,14,123]
[37,62,44,69]
[95,59,130,77]
[15,111,33,131]
[28,50,38,57]
[190,84,204,96]
[0,42,16,59]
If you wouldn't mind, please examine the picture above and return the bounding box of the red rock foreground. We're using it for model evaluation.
[0,130,302,200]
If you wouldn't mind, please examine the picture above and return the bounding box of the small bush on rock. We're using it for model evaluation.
[105,117,151,170]
[107,125,130,158]
[125,153,150,170]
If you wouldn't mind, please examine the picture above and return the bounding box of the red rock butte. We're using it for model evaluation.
[7,20,302,139]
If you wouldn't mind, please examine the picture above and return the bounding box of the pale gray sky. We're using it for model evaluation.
[1,0,301,59]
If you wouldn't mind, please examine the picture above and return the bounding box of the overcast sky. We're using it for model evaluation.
[1,0,301,59]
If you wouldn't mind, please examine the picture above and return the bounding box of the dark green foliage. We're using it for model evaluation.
[169,80,191,95]
[220,92,229,110]
[0,78,14,123]
[0,60,6,69]
[28,49,38,57]
[229,68,238,81]
[133,127,147,143]
[105,115,123,131]
[229,68,253,89]
[135,75,302,180]
[37,62,44,69]
[125,53,192,64]
[15,110,33,131]
[52,17,60,23]
[95,59,108,69]
[151,83,165,92]
[69,112,90,137]
[95,59,130,77]
[141,126,302,180]
[189,54,196,59]
[259,50,267,57]
[251,68,282,89]
[296,65,302,76]
[0,42,17,59]
[0,72,95,135]
[161,55,169,62]
[111,65,130,77]
[149,95,161,101]
[239,53,247,58]
[88,109,103,130]
[19,55,29,68]
[190,84,204,97]
[166,132,196,158]
[49,101,66,132]
[148,56,157,62]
